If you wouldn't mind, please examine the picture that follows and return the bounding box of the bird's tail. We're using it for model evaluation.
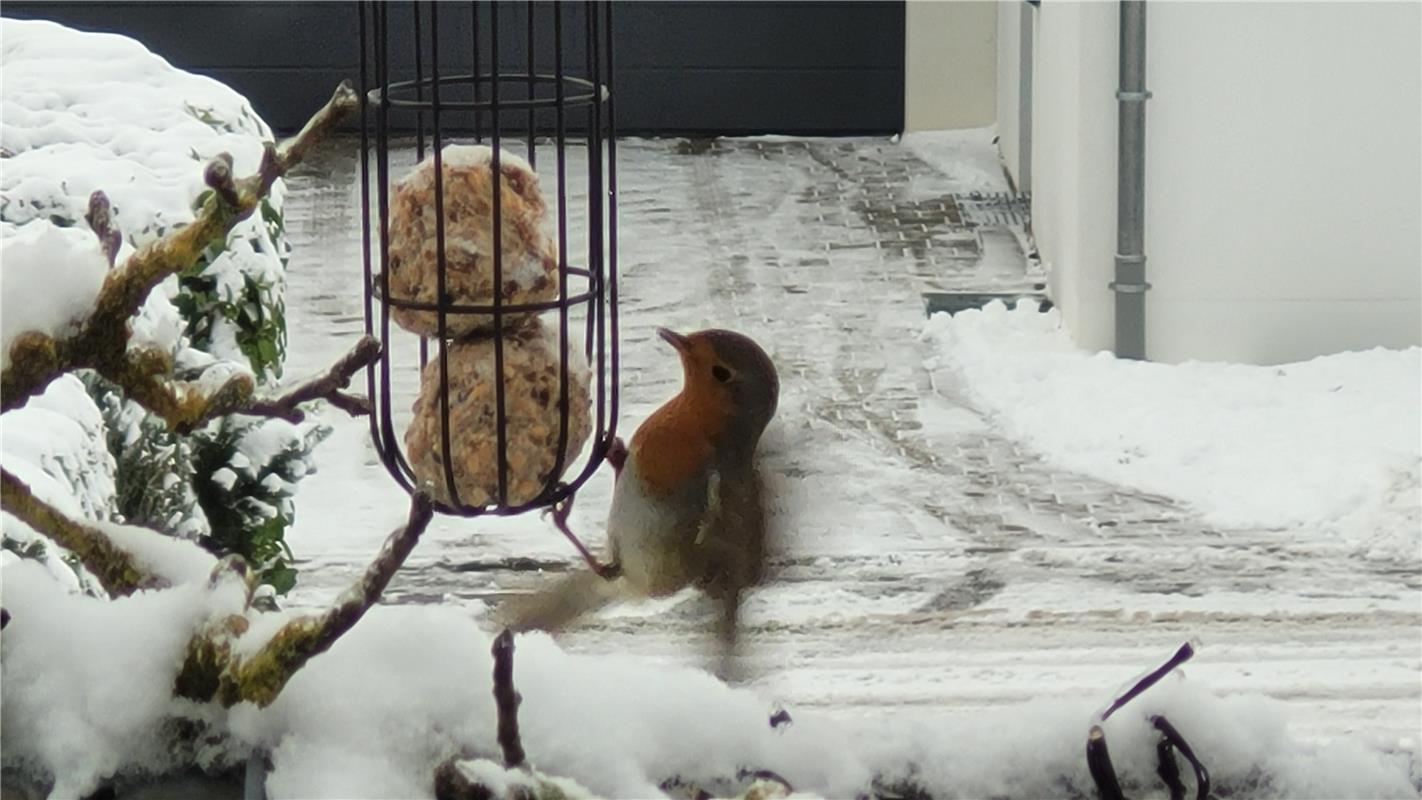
[493,569,622,633]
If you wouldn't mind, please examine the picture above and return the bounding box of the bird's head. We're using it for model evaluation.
[658,327,779,449]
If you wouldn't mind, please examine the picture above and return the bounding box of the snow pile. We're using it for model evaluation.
[900,126,1010,194]
[1,16,288,374]
[0,223,109,370]
[924,300,1422,559]
[1,17,317,589]
[0,374,117,521]
[0,557,244,798]
[4,567,1416,798]
[863,673,1417,800]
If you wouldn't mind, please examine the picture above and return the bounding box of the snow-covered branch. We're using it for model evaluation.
[0,467,163,597]
[0,81,360,416]
[174,490,434,708]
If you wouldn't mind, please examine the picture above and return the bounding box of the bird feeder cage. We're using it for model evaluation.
[358,0,618,518]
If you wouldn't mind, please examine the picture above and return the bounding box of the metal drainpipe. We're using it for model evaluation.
[1112,0,1151,359]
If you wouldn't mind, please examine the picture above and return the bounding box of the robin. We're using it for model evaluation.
[497,327,779,644]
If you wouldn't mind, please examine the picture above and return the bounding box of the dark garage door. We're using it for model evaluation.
[2,1,904,136]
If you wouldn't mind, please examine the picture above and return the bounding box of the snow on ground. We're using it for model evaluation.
[924,300,1422,561]
[266,135,1420,797]
[1,33,1418,793]
[5,566,1416,798]
[900,127,1012,195]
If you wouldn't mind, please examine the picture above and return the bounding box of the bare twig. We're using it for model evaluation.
[1087,643,1209,800]
[0,467,163,597]
[85,336,379,435]
[1,80,359,415]
[204,153,240,207]
[1100,641,1195,721]
[277,81,359,168]
[1156,734,1187,800]
[312,489,434,651]
[85,190,122,268]
[241,336,382,425]
[1152,716,1210,800]
[769,707,793,730]
[492,629,527,769]
[1086,725,1126,800]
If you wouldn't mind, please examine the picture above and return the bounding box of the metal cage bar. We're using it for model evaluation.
[358,0,618,518]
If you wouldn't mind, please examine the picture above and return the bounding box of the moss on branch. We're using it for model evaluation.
[0,468,162,596]
[174,491,434,708]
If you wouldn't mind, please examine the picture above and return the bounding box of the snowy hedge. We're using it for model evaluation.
[0,18,321,590]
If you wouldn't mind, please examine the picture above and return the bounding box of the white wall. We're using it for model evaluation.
[1016,1,1422,364]
[1031,1,1119,355]
[995,2,1022,182]
[904,0,998,131]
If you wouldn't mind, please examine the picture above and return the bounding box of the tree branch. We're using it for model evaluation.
[0,468,164,597]
[240,336,381,425]
[492,630,527,769]
[0,80,360,414]
[175,490,435,708]
[278,81,360,170]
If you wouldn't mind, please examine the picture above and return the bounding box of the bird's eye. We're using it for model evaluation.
[711,365,732,383]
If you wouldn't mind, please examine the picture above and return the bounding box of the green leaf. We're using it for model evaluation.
[263,564,298,595]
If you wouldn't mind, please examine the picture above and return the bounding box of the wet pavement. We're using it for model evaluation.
[276,133,1420,745]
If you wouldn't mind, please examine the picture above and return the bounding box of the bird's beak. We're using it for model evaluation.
[657,327,692,356]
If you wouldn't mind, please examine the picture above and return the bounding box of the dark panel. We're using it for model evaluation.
[616,68,904,135]
[2,2,359,68]
[2,1,904,135]
[614,2,904,69]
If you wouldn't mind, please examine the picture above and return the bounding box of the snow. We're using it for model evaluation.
[415,142,537,176]
[451,759,593,800]
[100,520,221,586]
[923,299,1422,561]
[0,558,248,798]
[1,16,288,373]
[0,374,117,521]
[1,24,1417,795]
[900,127,1013,194]
[0,221,109,370]
[5,577,1414,797]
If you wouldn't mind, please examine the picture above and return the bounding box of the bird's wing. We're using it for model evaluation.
[692,456,772,654]
[493,569,623,633]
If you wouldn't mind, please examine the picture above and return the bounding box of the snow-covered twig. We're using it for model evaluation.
[175,490,435,707]
[492,630,527,769]
[0,467,163,596]
[84,335,378,436]
[0,80,360,416]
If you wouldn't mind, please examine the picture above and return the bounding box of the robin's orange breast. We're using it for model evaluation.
[628,391,727,496]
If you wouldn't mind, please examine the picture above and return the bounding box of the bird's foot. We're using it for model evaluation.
[545,496,619,580]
